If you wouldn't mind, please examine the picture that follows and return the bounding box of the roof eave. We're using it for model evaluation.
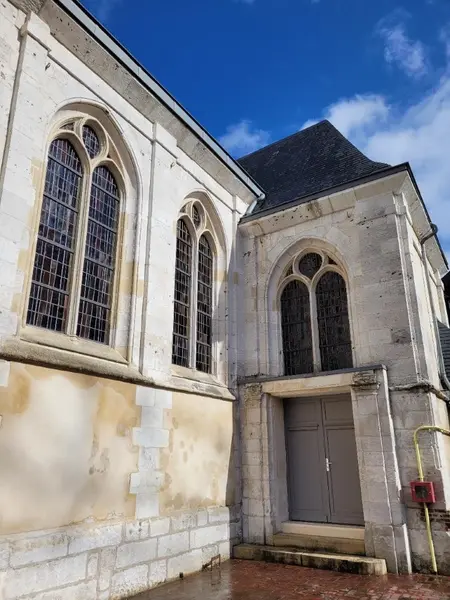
[50,0,265,200]
[403,163,448,270]
[241,162,448,270]
[240,164,405,223]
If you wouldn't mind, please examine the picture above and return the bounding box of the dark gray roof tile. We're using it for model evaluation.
[238,120,390,215]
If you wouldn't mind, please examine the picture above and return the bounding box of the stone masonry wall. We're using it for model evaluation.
[0,362,241,600]
[0,2,249,596]
[0,506,240,599]
[239,178,450,574]
[407,505,450,573]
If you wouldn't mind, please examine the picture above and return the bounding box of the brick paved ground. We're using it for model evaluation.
[130,560,450,600]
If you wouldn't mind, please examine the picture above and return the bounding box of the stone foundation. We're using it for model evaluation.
[0,506,241,599]
[406,506,450,574]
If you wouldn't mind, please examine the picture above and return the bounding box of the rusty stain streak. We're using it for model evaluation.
[159,392,234,516]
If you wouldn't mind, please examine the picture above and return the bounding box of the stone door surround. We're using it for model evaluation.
[240,365,412,574]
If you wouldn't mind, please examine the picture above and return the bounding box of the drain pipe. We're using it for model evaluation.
[413,228,450,574]
[420,225,450,394]
[413,425,450,574]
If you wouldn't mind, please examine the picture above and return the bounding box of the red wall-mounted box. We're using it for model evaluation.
[410,481,436,504]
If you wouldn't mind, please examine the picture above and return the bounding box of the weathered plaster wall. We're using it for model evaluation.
[0,362,140,535]
[0,372,241,599]
[160,393,235,514]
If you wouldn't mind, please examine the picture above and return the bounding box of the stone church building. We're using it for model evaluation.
[0,0,450,597]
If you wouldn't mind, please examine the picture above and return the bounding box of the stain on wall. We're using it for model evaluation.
[160,392,234,514]
[0,362,139,535]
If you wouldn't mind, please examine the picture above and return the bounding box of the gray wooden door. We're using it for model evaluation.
[285,394,364,525]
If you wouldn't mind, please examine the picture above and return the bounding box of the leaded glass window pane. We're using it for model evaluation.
[298,252,322,278]
[77,165,119,343]
[27,139,82,332]
[192,205,201,229]
[172,219,192,366]
[316,271,353,371]
[281,280,313,375]
[82,125,101,158]
[196,235,213,373]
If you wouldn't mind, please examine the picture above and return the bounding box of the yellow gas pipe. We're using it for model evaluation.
[413,425,450,574]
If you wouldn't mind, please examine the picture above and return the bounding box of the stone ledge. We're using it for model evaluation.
[233,544,387,576]
[0,342,235,401]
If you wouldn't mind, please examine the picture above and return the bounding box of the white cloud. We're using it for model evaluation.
[321,95,389,138]
[377,21,427,78]
[303,80,450,253]
[219,120,270,156]
[95,0,122,23]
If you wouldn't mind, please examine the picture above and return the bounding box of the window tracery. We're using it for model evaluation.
[279,251,353,374]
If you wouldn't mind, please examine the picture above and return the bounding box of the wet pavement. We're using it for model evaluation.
[130,560,450,599]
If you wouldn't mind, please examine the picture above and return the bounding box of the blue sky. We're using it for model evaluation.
[81,0,450,258]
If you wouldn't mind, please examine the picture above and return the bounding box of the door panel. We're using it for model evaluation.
[284,394,364,526]
[322,395,353,422]
[325,427,364,525]
[285,399,329,522]
[286,426,329,522]
[285,397,319,426]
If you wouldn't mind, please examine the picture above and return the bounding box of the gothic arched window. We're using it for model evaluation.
[172,201,215,374]
[196,235,213,373]
[27,139,82,333]
[172,219,193,367]
[316,271,352,371]
[281,280,313,375]
[26,118,123,345]
[77,165,120,343]
[279,252,353,375]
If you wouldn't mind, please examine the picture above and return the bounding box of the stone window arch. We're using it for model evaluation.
[172,199,217,374]
[279,251,353,375]
[26,116,125,345]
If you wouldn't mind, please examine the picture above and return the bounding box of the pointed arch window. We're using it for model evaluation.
[281,280,313,375]
[316,271,352,371]
[196,235,213,373]
[279,252,353,375]
[26,118,123,345]
[172,220,193,367]
[172,201,215,373]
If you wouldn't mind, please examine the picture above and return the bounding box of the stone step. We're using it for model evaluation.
[273,531,365,556]
[233,544,387,576]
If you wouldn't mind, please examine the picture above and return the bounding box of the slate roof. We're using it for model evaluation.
[238,120,390,216]
[438,321,450,381]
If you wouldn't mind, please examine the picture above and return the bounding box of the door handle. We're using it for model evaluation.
[326,458,332,472]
